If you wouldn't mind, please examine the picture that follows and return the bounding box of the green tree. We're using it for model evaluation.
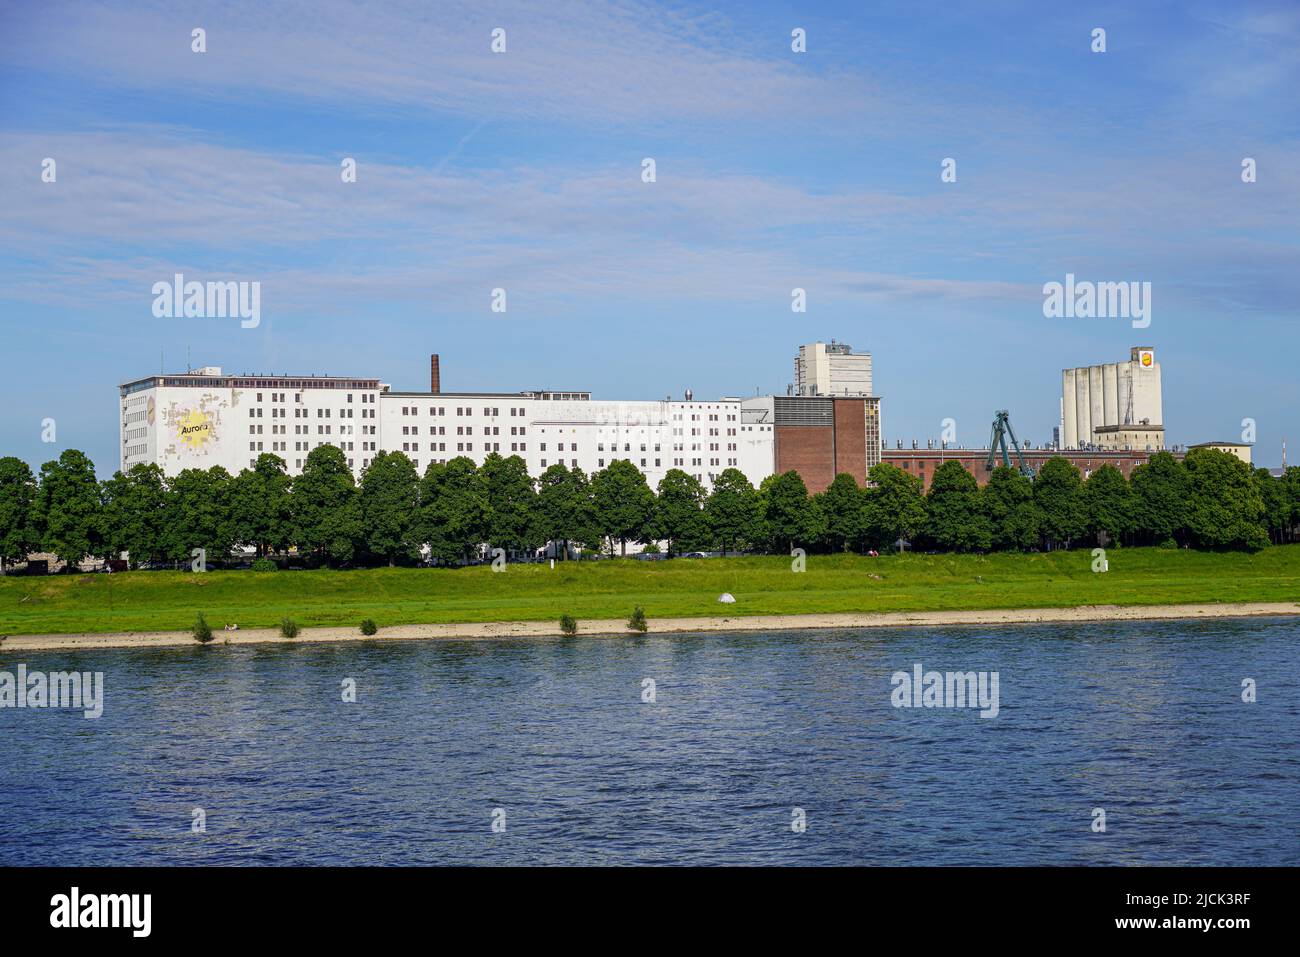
[532,463,593,560]
[863,463,927,551]
[1129,451,1189,547]
[101,463,168,566]
[228,454,293,557]
[1183,448,1268,550]
[163,466,235,564]
[292,445,362,565]
[1082,464,1136,546]
[924,461,992,552]
[481,453,537,554]
[419,456,488,564]
[591,459,656,557]
[705,468,761,555]
[359,451,421,565]
[35,449,104,569]
[758,470,815,553]
[815,473,867,552]
[1033,456,1086,549]
[1255,468,1291,545]
[981,466,1041,551]
[652,469,707,556]
[0,456,38,572]
[1285,467,1300,544]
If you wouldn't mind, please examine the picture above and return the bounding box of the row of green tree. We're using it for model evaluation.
[0,445,1293,571]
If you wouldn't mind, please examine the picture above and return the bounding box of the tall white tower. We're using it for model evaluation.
[794,341,873,396]
[1059,346,1163,448]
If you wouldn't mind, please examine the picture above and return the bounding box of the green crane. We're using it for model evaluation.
[987,410,1035,478]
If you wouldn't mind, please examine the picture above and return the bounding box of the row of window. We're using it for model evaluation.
[254,391,376,404]
[401,442,509,454]
[399,425,512,436]
[399,405,527,417]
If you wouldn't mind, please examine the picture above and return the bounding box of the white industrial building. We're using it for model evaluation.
[794,340,873,396]
[1059,347,1164,450]
[119,358,775,492]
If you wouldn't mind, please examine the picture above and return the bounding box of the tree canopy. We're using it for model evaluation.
[0,443,1286,571]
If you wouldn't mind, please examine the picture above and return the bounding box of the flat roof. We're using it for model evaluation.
[121,373,382,388]
[386,390,590,399]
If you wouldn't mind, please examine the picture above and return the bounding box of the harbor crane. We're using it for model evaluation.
[987,410,1035,478]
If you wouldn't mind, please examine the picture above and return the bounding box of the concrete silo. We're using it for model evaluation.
[1088,366,1105,442]
[1075,370,1091,447]
[1060,347,1163,449]
[1102,363,1118,427]
[1061,369,1078,449]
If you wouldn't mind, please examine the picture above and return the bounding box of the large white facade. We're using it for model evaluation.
[794,341,872,396]
[120,367,775,491]
[1059,347,1163,449]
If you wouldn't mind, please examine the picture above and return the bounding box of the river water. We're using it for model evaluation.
[2,617,1297,865]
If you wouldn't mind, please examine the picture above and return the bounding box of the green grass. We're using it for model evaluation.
[2,547,1298,635]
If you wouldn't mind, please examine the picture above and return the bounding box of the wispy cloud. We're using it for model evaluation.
[1,0,869,125]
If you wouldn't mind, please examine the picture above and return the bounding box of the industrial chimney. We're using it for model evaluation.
[430,354,441,394]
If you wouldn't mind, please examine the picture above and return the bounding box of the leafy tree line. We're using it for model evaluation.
[0,446,1292,571]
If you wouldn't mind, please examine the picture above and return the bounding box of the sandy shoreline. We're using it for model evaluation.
[3,601,1297,652]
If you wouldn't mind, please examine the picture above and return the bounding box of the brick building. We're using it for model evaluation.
[882,446,1172,493]
[742,394,882,493]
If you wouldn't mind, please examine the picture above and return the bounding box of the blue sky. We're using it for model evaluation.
[1,0,1297,473]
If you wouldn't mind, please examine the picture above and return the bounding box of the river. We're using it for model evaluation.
[2,617,1296,865]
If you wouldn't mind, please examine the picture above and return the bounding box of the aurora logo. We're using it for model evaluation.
[176,409,214,451]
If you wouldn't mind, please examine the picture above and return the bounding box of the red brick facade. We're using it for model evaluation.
[775,424,836,493]
[834,399,867,483]
[882,448,1171,492]
[774,397,869,494]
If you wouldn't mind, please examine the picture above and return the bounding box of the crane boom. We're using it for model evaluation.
[987,410,1035,478]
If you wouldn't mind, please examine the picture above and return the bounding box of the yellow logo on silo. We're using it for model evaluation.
[1139,350,1154,367]
[176,409,214,451]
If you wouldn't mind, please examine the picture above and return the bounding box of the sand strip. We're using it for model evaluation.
[3,601,1298,652]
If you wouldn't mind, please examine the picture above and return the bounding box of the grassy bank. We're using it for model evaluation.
[2,547,1298,636]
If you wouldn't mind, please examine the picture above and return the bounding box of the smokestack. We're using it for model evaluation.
[430,354,440,394]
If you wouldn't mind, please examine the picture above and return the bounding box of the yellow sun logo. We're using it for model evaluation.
[176,409,213,451]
